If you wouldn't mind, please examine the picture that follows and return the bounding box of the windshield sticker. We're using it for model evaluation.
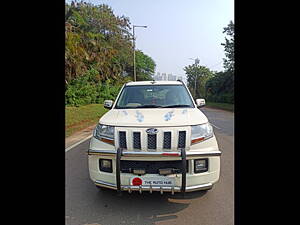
[122,110,128,116]
[135,111,144,122]
[182,109,188,114]
[164,111,175,121]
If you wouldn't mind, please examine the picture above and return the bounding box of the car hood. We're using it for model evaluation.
[99,108,208,127]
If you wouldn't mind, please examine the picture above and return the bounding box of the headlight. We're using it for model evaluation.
[93,124,115,145]
[191,123,213,144]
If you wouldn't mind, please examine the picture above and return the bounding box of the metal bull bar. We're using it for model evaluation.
[115,148,187,194]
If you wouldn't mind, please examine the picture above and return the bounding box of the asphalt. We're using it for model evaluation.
[65,107,234,225]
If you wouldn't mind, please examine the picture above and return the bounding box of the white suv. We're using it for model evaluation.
[88,80,221,194]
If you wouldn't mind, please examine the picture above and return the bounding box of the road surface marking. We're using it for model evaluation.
[65,135,92,152]
[210,123,221,130]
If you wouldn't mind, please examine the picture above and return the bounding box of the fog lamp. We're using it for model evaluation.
[99,159,112,173]
[194,159,208,173]
[159,168,173,175]
[133,169,146,175]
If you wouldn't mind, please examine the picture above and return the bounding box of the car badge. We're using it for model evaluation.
[146,128,158,134]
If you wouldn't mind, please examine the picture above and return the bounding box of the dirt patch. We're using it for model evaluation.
[65,119,94,129]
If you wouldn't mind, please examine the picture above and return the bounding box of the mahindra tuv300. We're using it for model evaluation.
[88,80,221,194]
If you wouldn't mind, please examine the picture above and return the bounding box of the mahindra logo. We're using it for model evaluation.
[146,128,158,135]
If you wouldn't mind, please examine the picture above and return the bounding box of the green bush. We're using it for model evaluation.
[205,71,234,104]
[65,69,123,107]
[206,92,234,104]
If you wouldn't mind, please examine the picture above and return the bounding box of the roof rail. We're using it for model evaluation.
[124,81,133,86]
[177,79,184,84]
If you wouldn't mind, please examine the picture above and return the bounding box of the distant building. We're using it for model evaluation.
[168,73,176,81]
[153,72,181,81]
[153,72,162,81]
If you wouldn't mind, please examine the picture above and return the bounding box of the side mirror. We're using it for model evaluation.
[104,100,113,109]
[195,98,205,108]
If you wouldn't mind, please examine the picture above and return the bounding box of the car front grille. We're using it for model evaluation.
[118,129,187,151]
[120,160,189,174]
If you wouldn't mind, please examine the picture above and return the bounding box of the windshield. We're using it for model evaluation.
[115,85,194,109]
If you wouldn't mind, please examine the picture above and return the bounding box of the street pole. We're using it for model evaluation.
[133,27,136,82]
[132,25,147,81]
[194,74,197,97]
[189,58,200,98]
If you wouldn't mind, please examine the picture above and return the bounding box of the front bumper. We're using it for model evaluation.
[88,148,221,194]
[88,149,222,157]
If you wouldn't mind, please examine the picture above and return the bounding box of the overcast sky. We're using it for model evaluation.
[68,0,234,80]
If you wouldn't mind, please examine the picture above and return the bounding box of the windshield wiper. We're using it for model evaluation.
[162,104,192,108]
[135,104,163,108]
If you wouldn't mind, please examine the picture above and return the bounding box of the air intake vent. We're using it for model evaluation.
[163,132,171,149]
[178,131,186,148]
[147,134,157,150]
[120,160,189,174]
[133,132,141,149]
[119,131,127,149]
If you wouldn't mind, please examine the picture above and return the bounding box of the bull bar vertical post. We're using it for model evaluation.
[116,148,122,195]
[180,148,186,194]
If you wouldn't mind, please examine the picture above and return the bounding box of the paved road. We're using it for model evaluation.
[201,107,234,136]
[66,107,234,225]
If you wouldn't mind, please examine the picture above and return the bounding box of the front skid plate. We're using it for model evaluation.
[95,180,213,194]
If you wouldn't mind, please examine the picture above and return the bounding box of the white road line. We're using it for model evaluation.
[65,135,93,152]
[210,123,221,130]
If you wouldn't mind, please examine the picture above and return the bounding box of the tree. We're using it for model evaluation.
[134,50,156,81]
[221,21,234,73]
[65,1,134,83]
[184,61,213,99]
[205,71,234,103]
[203,21,235,104]
[65,1,156,106]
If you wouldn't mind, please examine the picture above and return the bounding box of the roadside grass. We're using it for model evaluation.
[205,102,234,112]
[65,104,108,137]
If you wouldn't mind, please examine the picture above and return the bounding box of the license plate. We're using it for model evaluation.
[130,176,175,186]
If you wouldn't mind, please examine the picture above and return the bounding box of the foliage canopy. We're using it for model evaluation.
[184,61,214,99]
[65,1,156,106]
[184,21,234,104]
